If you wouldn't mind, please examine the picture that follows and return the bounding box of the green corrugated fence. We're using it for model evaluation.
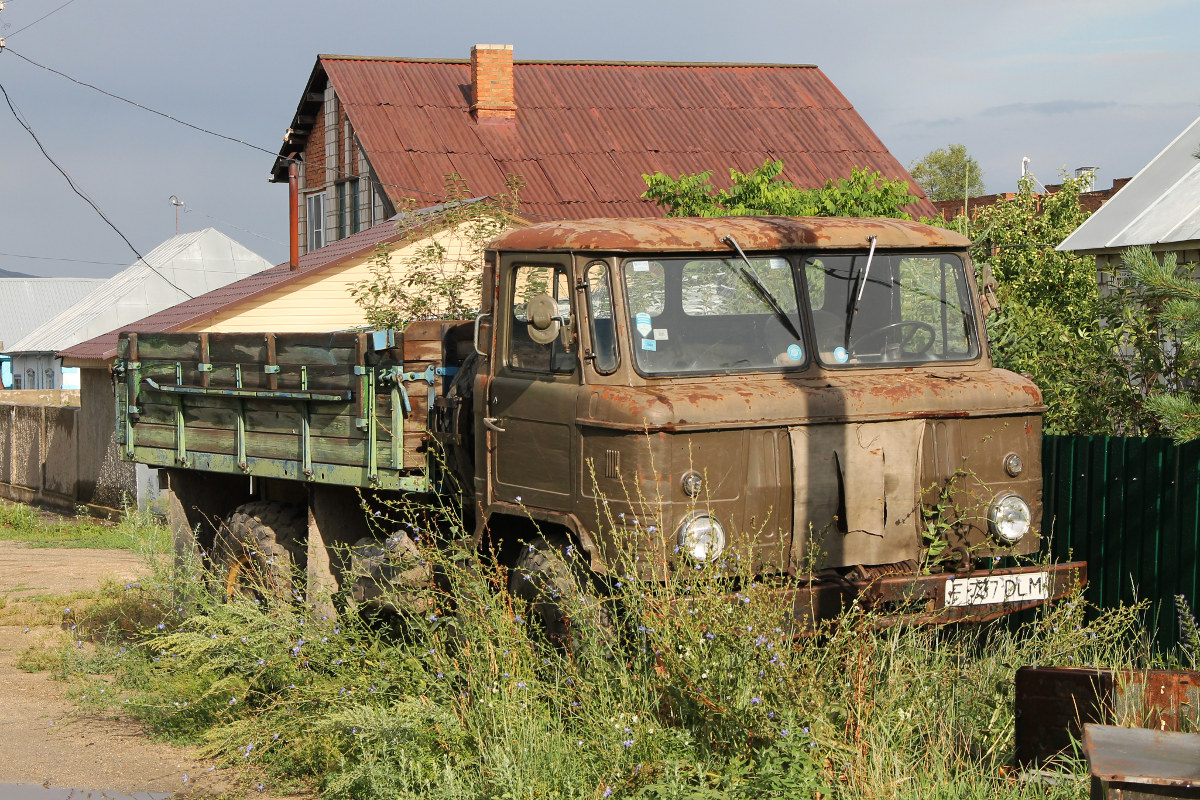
[1042,434,1200,650]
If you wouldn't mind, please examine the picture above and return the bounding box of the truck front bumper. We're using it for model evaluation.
[786,561,1087,627]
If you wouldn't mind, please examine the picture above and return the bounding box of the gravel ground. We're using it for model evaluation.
[0,540,305,799]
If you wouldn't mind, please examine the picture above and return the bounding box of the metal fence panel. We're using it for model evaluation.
[1044,435,1200,650]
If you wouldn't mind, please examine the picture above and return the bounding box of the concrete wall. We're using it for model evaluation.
[0,377,146,514]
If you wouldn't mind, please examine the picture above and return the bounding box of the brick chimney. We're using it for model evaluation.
[470,44,516,121]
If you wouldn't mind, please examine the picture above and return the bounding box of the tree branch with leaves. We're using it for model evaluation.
[350,173,523,331]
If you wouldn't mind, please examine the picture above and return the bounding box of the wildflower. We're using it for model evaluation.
[229,697,237,705]
[517,682,526,689]
[182,775,188,783]
[157,623,165,631]
[622,739,634,748]
[603,788,613,798]
[781,729,789,736]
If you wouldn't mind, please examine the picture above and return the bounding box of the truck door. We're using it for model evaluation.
[487,258,578,510]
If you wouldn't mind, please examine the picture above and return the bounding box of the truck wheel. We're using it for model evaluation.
[212,502,306,605]
[508,533,614,656]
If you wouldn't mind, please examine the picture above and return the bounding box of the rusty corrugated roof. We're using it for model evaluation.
[275,55,935,221]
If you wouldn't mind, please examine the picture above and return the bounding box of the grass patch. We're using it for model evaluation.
[46,515,1163,800]
[0,500,169,551]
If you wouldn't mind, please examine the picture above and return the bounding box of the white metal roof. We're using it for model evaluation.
[0,278,106,350]
[1059,115,1200,253]
[6,228,274,355]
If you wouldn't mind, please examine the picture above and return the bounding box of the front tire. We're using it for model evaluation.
[212,501,306,605]
[508,533,613,655]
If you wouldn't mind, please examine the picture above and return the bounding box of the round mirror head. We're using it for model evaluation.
[526,294,560,344]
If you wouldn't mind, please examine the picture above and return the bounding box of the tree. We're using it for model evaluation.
[939,171,1199,437]
[350,173,522,330]
[1119,245,1200,442]
[908,144,986,203]
[641,159,921,218]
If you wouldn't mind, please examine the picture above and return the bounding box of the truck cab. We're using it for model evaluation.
[474,216,1069,615]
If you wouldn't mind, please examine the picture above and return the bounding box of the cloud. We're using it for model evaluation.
[980,100,1119,117]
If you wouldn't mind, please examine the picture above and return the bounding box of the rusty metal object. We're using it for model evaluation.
[490,216,971,254]
[782,560,1084,628]
[1083,724,1200,799]
[1016,666,1200,767]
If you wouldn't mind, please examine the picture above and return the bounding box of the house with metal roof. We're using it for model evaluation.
[270,44,934,257]
[0,277,105,388]
[7,228,273,391]
[1058,115,1200,269]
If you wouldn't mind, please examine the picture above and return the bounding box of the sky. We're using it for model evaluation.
[0,0,1196,278]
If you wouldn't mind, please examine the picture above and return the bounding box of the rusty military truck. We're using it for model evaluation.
[115,216,1081,629]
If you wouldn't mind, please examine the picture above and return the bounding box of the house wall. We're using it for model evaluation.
[9,353,62,390]
[298,82,390,256]
[190,228,487,333]
[0,378,144,515]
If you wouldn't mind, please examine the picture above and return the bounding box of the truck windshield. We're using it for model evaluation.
[804,252,979,366]
[622,256,806,375]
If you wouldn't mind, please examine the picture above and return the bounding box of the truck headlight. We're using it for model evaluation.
[988,493,1031,543]
[676,512,725,561]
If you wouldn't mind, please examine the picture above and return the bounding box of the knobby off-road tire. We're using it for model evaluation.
[508,533,615,658]
[212,501,306,605]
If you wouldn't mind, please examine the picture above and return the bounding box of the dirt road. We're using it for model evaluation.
[0,540,296,798]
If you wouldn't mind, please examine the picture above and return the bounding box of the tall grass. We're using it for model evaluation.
[54,512,1157,800]
[0,500,169,550]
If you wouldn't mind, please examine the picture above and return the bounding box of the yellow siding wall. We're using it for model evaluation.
[185,228,487,333]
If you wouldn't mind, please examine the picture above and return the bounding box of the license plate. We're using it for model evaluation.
[944,571,1050,607]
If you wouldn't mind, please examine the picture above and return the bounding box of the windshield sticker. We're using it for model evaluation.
[833,346,849,363]
[787,343,803,361]
[641,338,657,351]
[632,261,651,272]
[635,312,653,337]
[653,329,669,341]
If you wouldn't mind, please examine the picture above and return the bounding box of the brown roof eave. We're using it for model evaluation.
[271,58,330,183]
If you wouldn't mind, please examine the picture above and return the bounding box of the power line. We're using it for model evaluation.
[4,47,281,159]
[0,79,194,298]
[0,251,126,266]
[181,204,285,247]
[0,46,558,213]
[6,0,79,38]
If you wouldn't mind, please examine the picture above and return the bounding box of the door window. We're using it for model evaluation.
[509,264,576,374]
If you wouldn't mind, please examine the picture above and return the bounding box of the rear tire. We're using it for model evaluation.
[508,533,613,656]
[212,501,306,605]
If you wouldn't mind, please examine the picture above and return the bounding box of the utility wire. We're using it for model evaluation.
[6,0,79,38]
[181,204,285,247]
[0,79,194,298]
[0,251,127,266]
[0,45,571,219]
[5,47,280,160]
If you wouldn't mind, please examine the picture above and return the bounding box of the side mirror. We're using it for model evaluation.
[526,294,561,344]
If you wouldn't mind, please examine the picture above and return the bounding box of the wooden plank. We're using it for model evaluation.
[207,333,269,363]
[134,333,200,360]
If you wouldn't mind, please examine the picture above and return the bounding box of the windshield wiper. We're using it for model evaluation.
[720,235,802,340]
[845,234,877,347]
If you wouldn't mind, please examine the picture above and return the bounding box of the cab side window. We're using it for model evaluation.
[585,261,619,374]
[509,264,575,374]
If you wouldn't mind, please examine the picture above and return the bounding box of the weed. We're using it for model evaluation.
[45,510,1159,800]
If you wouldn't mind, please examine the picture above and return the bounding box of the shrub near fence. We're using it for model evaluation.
[1043,435,1200,650]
